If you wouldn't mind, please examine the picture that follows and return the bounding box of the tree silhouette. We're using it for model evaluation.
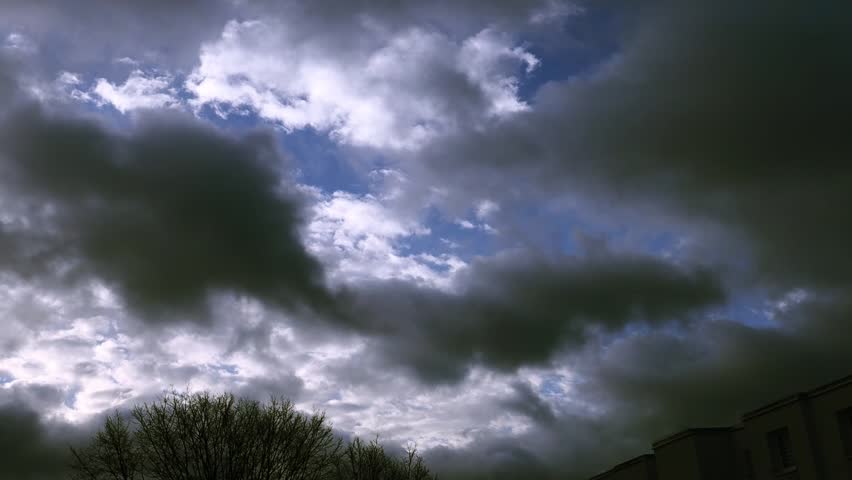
[70,414,140,480]
[70,391,340,480]
[70,391,436,480]
[336,437,436,480]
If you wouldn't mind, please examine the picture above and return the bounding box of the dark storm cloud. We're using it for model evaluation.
[573,292,852,439]
[343,252,725,382]
[0,382,65,413]
[235,373,306,403]
[426,403,654,480]
[425,293,852,480]
[3,1,851,477]
[0,382,98,479]
[417,0,852,290]
[0,104,331,320]
[0,61,725,393]
[502,381,556,425]
[428,440,554,480]
[541,293,852,479]
[0,404,73,479]
[0,54,726,380]
[0,390,123,480]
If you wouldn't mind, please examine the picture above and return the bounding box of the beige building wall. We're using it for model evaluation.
[653,428,736,480]
[806,377,852,480]
[738,395,815,480]
[731,426,753,479]
[653,430,702,480]
[736,377,852,480]
[693,428,738,479]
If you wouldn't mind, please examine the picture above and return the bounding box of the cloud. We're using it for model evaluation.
[187,21,538,149]
[412,0,852,291]
[0,0,573,81]
[0,382,66,414]
[418,291,852,480]
[342,251,725,383]
[0,274,327,426]
[232,0,576,48]
[3,32,37,55]
[2,2,851,479]
[0,0,233,69]
[0,63,726,388]
[501,380,556,425]
[91,70,179,113]
[304,190,463,288]
[0,404,74,479]
[475,200,499,220]
[576,291,852,429]
[0,103,331,319]
[0,53,21,104]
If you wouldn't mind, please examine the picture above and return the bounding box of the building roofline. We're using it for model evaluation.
[742,392,808,421]
[589,372,852,480]
[807,373,852,399]
[589,453,655,480]
[742,373,852,421]
[652,427,732,449]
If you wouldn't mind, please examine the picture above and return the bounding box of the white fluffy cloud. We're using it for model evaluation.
[187,20,538,149]
[91,70,179,113]
[0,280,305,423]
[0,274,579,456]
[304,189,465,288]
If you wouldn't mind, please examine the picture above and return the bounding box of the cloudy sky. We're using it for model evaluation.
[1,1,851,478]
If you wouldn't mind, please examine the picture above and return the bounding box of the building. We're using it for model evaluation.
[589,374,852,480]
[590,454,657,480]
[653,427,738,480]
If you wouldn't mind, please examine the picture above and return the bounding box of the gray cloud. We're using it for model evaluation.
[0,0,562,80]
[242,0,564,38]
[0,382,66,413]
[0,62,726,381]
[573,293,852,436]
[0,55,19,103]
[0,404,72,479]
[0,383,106,479]
[2,2,851,479]
[235,373,306,403]
[0,0,233,69]
[0,103,331,320]
[423,292,852,480]
[501,380,556,425]
[412,0,852,291]
[343,251,724,382]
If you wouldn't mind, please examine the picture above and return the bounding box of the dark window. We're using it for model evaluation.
[766,427,795,471]
[838,407,852,457]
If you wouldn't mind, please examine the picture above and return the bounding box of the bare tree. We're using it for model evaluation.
[336,437,437,480]
[71,390,438,480]
[70,391,341,480]
[70,414,141,480]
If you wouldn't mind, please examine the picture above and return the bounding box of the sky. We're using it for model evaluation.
[0,1,851,478]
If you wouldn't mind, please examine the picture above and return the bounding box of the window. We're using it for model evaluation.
[766,427,795,472]
[838,407,852,458]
